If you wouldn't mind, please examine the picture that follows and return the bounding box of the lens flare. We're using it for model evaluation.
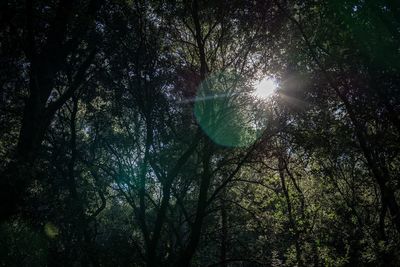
[194,72,259,147]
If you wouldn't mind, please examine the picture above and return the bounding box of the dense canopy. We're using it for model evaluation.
[1,0,400,266]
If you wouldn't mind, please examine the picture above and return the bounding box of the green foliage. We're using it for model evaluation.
[1,0,399,266]
[0,221,48,267]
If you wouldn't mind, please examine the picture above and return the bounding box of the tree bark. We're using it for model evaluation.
[278,156,303,267]
[176,141,212,267]
[0,0,103,222]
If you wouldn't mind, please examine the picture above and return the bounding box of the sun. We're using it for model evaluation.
[253,77,278,99]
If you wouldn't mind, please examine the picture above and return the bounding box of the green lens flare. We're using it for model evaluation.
[194,71,259,147]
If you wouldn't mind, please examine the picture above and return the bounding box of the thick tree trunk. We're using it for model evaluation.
[0,0,102,223]
[0,83,53,221]
[176,142,212,267]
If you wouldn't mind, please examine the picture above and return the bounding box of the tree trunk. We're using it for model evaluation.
[278,156,303,267]
[176,141,212,266]
[220,189,228,267]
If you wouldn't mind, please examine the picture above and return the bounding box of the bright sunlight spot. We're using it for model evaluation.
[253,77,278,99]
